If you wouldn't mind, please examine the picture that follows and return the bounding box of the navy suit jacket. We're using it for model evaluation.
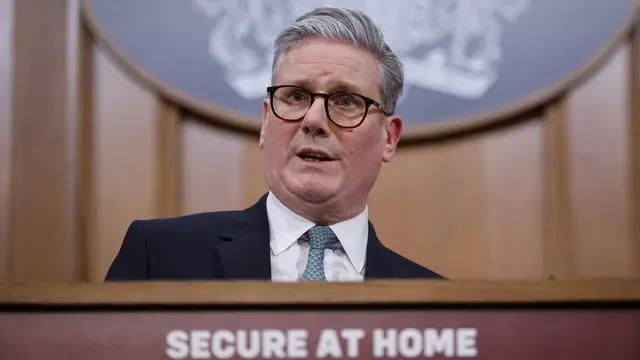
[105,194,444,281]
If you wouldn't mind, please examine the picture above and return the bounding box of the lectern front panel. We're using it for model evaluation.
[0,305,638,359]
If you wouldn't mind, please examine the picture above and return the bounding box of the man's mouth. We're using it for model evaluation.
[296,150,334,163]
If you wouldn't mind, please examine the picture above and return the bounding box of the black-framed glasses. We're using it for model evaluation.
[266,85,391,129]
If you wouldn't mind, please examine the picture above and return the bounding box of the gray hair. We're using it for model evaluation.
[271,7,404,115]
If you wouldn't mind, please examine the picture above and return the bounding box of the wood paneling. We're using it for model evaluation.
[155,100,182,218]
[66,0,82,281]
[90,46,157,281]
[566,45,634,278]
[8,0,77,283]
[0,0,14,283]
[181,118,245,215]
[369,135,489,279]
[76,17,94,282]
[243,134,268,207]
[368,119,544,280]
[629,25,640,277]
[543,100,573,280]
[483,120,544,280]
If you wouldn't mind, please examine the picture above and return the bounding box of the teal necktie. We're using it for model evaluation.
[299,225,339,281]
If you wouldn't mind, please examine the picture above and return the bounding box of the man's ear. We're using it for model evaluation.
[259,99,269,149]
[382,115,402,162]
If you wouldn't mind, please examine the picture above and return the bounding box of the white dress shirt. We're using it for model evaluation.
[266,192,368,282]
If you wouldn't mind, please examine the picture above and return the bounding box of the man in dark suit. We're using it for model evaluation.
[106,7,444,282]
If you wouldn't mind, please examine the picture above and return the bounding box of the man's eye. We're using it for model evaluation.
[289,92,308,101]
[333,95,357,107]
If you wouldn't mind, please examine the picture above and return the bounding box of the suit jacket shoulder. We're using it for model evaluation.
[105,209,247,280]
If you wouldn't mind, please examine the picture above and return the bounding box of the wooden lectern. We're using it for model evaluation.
[1,280,639,359]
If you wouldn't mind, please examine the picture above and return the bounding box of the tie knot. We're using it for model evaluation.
[307,225,339,250]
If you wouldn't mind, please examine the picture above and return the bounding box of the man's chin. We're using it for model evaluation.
[287,181,338,204]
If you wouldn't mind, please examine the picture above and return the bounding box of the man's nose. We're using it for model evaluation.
[300,97,331,137]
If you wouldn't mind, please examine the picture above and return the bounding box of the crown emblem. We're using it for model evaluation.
[192,0,530,101]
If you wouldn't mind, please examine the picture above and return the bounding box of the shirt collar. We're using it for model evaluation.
[266,192,368,273]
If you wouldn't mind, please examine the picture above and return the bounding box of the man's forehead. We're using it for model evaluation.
[274,41,380,95]
[282,39,374,66]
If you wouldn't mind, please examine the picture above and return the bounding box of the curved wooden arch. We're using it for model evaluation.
[81,0,639,143]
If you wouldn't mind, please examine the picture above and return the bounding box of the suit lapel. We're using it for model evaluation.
[216,194,272,280]
[363,221,390,279]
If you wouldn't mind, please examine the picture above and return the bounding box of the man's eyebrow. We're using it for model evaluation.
[285,79,313,89]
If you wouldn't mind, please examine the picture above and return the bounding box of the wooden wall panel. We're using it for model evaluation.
[89,47,158,281]
[76,17,94,282]
[242,135,268,207]
[0,0,14,283]
[630,25,640,277]
[368,119,544,280]
[67,0,82,280]
[543,100,573,280]
[368,136,489,279]
[181,119,245,215]
[566,45,634,278]
[155,101,182,218]
[482,120,544,280]
[8,0,78,283]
